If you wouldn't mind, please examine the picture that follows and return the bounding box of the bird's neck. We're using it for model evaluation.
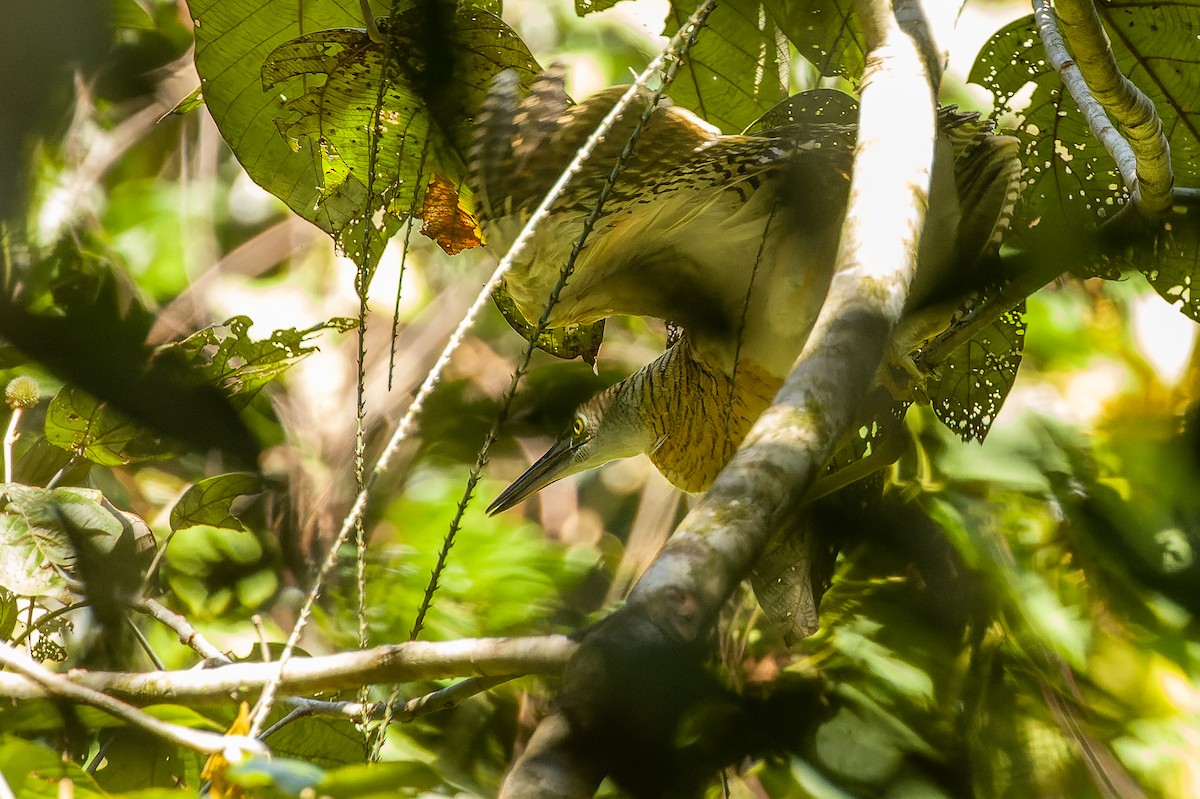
[634,337,781,493]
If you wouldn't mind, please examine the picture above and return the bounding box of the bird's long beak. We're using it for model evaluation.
[487,437,577,515]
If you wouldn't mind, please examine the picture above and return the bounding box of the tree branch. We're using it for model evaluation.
[135,597,230,664]
[1033,0,1174,216]
[0,641,266,758]
[0,635,574,703]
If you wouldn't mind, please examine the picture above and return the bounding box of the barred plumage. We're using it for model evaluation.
[479,74,1022,514]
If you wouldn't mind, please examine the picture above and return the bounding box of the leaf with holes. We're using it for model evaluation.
[749,87,859,132]
[169,316,356,409]
[260,7,535,270]
[662,0,787,133]
[190,0,535,273]
[45,387,178,466]
[929,304,1026,443]
[1133,206,1200,320]
[969,8,1200,249]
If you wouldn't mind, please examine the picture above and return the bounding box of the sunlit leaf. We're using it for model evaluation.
[970,7,1200,252]
[169,316,356,408]
[419,173,484,255]
[662,0,787,133]
[766,0,865,80]
[191,0,535,274]
[0,485,75,596]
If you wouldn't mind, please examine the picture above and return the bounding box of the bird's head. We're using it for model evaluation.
[487,383,656,515]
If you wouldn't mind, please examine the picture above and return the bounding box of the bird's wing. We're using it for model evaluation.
[470,70,812,357]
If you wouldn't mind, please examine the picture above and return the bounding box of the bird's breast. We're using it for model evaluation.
[646,353,781,493]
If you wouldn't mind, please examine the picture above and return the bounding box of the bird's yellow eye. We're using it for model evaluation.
[571,417,586,437]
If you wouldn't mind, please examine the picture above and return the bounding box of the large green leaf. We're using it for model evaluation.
[662,0,787,133]
[41,317,351,466]
[45,386,177,466]
[189,0,386,259]
[766,0,864,81]
[190,0,537,271]
[969,7,1200,247]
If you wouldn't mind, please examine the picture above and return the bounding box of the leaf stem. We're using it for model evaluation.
[2,408,18,482]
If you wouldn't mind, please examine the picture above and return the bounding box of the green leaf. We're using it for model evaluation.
[169,316,356,408]
[767,0,864,80]
[0,587,16,640]
[169,472,261,533]
[575,0,621,13]
[267,715,366,768]
[317,760,442,797]
[45,386,177,466]
[749,87,859,132]
[970,7,1200,251]
[0,484,85,596]
[662,0,787,133]
[929,304,1026,443]
[171,86,204,115]
[0,736,105,799]
[1129,204,1200,322]
[191,0,537,271]
[91,729,187,792]
[228,755,325,795]
[165,524,277,618]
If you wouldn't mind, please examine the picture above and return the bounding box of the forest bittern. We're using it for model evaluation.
[474,71,1020,514]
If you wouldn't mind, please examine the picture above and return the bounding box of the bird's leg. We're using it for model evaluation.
[802,399,911,504]
[879,304,957,404]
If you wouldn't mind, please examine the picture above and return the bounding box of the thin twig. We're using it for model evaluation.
[135,597,229,664]
[3,408,19,482]
[0,640,266,757]
[128,617,166,670]
[269,674,511,734]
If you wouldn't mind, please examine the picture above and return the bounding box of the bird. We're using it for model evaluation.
[472,70,1022,515]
